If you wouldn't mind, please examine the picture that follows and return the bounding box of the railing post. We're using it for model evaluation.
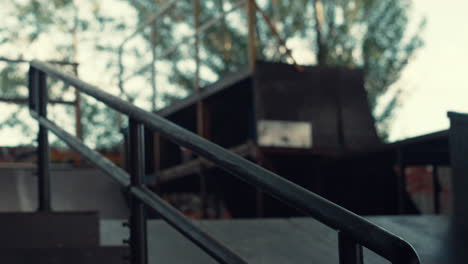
[34,69,52,212]
[129,118,148,264]
[432,164,440,214]
[338,231,364,264]
[28,67,37,111]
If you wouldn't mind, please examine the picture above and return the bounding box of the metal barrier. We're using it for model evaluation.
[28,60,420,264]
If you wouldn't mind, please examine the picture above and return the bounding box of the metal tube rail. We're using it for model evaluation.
[30,60,420,264]
[28,110,246,264]
[128,119,148,264]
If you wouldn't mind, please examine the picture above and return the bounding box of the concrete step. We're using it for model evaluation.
[0,212,99,248]
[0,246,128,264]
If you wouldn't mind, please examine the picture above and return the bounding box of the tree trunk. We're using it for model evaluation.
[313,0,326,65]
[151,24,157,112]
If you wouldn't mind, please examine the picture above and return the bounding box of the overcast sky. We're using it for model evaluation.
[0,0,466,145]
[387,0,468,141]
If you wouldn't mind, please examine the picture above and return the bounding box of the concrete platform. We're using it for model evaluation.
[101,216,460,264]
[0,167,128,218]
[0,246,128,264]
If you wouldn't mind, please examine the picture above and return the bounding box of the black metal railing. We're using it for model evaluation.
[28,60,420,264]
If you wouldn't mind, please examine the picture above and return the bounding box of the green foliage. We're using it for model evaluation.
[0,0,425,148]
[80,98,124,147]
[313,0,426,140]
[0,0,124,148]
[0,64,26,98]
[117,0,424,140]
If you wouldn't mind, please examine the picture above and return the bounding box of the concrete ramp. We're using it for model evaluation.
[0,166,129,218]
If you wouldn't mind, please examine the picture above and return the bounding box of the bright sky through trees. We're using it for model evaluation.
[0,0,466,145]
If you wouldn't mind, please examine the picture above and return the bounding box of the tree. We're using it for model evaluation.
[0,0,124,148]
[308,0,426,139]
[117,0,425,140]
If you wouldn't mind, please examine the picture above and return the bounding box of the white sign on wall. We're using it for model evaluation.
[257,120,312,148]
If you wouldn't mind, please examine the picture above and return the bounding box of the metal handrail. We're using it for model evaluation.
[29,60,421,264]
[28,111,246,264]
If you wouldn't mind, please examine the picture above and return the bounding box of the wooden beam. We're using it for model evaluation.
[157,143,255,183]
[0,97,75,105]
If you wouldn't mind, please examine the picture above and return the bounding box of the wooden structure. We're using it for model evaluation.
[131,61,461,219]
[145,61,404,217]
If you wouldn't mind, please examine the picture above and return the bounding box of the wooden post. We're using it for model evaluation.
[151,24,157,112]
[432,164,441,214]
[255,148,265,217]
[73,64,82,166]
[193,0,201,91]
[153,132,161,194]
[247,0,257,71]
[396,148,406,214]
